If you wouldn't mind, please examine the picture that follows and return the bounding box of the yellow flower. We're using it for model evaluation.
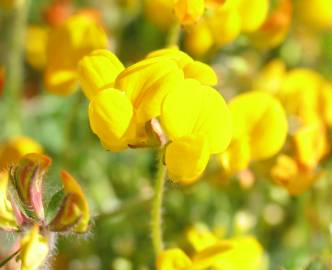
[161,79,232,183]
[0,136,43,170]
[293,122,329,170]
[78,49,124,100]
[89,57,184,151]
[50,171,90,233]
[219,138,251,174]
[25,25,48,70]
[207,2,241,46]
[295,0,332,30]
[146,48,218,86]
[0,171,17,231]
[20,225,49,270]
[318,81,332,128]
[193,236,266,270]
[158,227,266,270]
[278,69,322,125]
[45,14,108,95]
[221,91,288,174]
[157,249,192,270]
[271,154,320,195]
[184,21,214,57]
[144,0,176,29]
[174,0,205,26]
[254,59,287,95]
[236,0,269,33]
[186,224,219,252]
[251,0,292,49]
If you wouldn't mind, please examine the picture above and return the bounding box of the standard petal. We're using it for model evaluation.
[78,49,124,100]
[115,57,184,123]
[161,79,232,154]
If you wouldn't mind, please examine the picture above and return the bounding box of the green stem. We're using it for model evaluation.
[0,249,20,268]
[3,0,30,137]
[151,153,167,255]
[167,23,181,47]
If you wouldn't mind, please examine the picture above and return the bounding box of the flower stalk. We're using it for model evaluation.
[3,0,30,136]
[151,152,167,255]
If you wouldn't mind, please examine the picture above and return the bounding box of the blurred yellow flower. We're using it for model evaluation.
[293,122,329,170]
[271,154,321,195]
[251,0,292,49]
[254,59,287,95]
[144,0,176,29]
[0,136,43,170]
[295,0,332,30]
[184,21,214,57]
[174,0,205,26]
[0,171,17,231]
[207,1,241,46]
[221,91,288,174]
[25,25,49,70]
[45,14,108,95]
[20,225,49,270]
[157,249,192,270]
[236,0,269,33]
[158,227,266,270]
[161,79,231,184]
[78,49,124,100]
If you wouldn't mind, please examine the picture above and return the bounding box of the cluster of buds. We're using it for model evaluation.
[0,153,90,270]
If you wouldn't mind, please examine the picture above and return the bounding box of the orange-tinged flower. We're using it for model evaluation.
[271,154,321,195]
[49,171,90,233]
[251,0,292,49]
[45,14,108,95]
[0,136,43,171]
[174,0,205,26]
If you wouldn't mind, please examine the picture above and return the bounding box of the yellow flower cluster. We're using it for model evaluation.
[255,61,332,194]
[78,48,232,184]
[184,0,271,56]
[157,226,266,270]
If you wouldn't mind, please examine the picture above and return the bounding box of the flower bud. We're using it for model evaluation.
[49,171,90,233]
[10,153,51,221]
[20,225,49,270]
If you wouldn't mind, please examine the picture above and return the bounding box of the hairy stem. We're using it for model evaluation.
[151,153,167,255]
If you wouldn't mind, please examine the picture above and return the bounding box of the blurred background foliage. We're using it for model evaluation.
[1,0,332,269]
